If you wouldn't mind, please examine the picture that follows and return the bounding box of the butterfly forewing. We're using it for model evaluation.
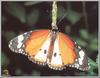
[9,31,32,55]
[73,43,90,71]
[58,32,89,71]
[47,33,65,70]
[9,29,52,65]
[58,32,76,65]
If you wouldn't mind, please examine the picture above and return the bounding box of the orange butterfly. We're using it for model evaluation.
[9,29,90,71]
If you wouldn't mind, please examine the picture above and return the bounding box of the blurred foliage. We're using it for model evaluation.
[1,53,9,66]
[24,1,42,6]
[58,6,82,25]
[31,70,40,76]
[15,68,23,75]
[1,1,98,76]
[72,29,98,76]
[27,9,39,26]
[2,31,16,42]
[66,10,82,25]
[6,3,26,23]
[73,29,98,51]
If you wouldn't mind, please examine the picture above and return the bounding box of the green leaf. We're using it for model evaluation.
[31,70,40,76]
[1,53,9,66]
[86,58,98,76]
[89,34,98,43]
[24,1,42,6]
[75,38,87,47]
[15,68,22,75]
[27,9,39,26]
[89,36,98,51]
[57,6,67,20]
[89,58,97,68]
[2,31,16,42]
[79,29,89,40]
[91,37,98,44]
[90,36,98,44]
[89,42,98,51]
[87,71,97,76]
[66,10,82,25]
[96,55,98,64]
[2,16,7,24]
[57,6,82,25]
[6,3,26,23]
[86,33,98,51]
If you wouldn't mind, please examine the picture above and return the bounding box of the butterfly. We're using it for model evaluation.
[8,29,90,71]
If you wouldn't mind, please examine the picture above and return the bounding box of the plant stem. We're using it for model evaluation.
[52,1,58,30]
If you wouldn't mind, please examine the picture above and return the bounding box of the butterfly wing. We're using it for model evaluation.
[47,33,65,70]
[9,29,51,65]
[58,32,76,65]
[25,30,52,65]
[9,31,32,55]
[47,31,76,70]
[58,32,89,71]
[73,43,90,71]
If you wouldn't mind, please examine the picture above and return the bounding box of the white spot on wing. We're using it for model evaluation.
[79,50,85,65]
[19,48,22,52]
[9,40,12,48]
[75,42,77,44]
[78,46,81,49]
[74,63,79,68]
[34,34,51,62]
[50,37,62,66]
[17,35,24,48]
[18,35,24,42]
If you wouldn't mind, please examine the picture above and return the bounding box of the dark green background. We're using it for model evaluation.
[2,1,98,76]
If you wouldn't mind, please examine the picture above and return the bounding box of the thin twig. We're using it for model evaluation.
[52,1,58,30]
[82,2,89,29]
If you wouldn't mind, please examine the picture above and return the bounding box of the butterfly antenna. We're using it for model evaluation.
[51,1,58,30]
[57,13,67,26]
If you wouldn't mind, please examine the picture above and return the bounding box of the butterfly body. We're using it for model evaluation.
[9,29,90,71]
